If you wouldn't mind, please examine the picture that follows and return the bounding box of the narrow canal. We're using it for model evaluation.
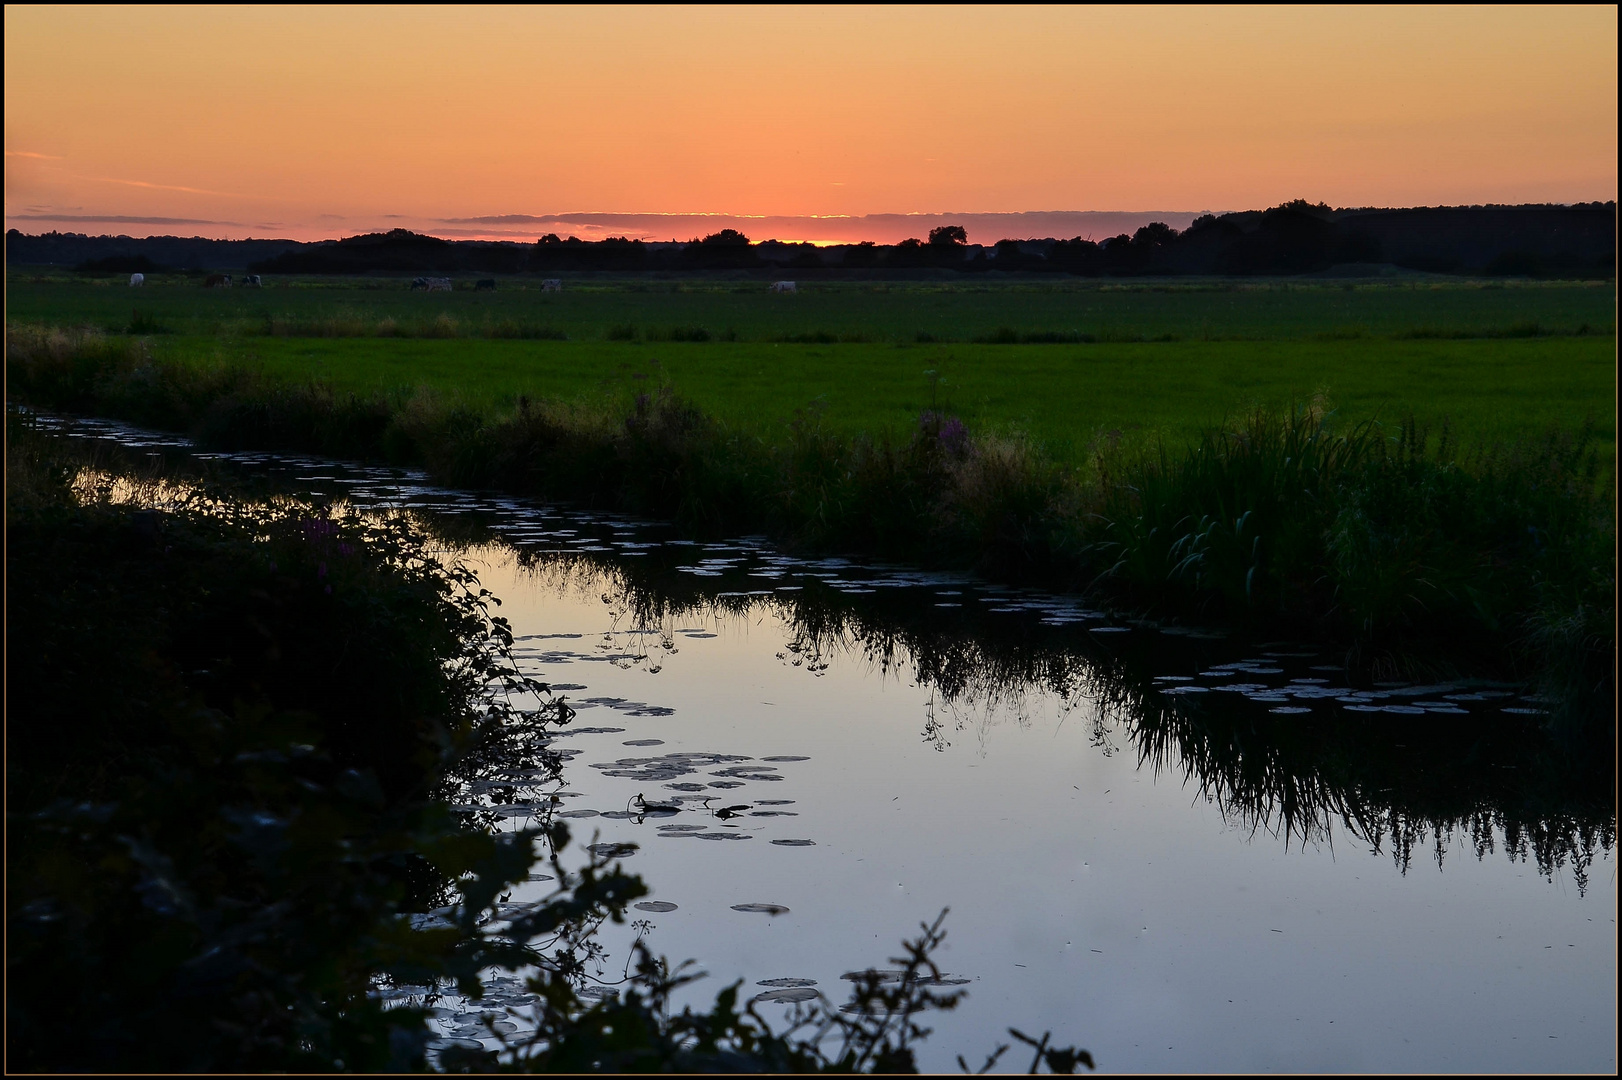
[39,412,1616,1073]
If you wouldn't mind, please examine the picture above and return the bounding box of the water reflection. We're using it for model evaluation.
[513,548,1614,894]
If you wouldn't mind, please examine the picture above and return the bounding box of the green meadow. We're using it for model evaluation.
[7,276,1614,458]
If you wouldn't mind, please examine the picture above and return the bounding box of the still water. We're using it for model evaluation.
[44,414,1618,1072]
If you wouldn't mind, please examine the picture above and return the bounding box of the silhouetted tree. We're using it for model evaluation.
[696,229,750,248]
[1132,222,1179,247]
[682,229,757,269]
[928,224,968,247]
[841,241,879,268]
[1273,199,1334,219]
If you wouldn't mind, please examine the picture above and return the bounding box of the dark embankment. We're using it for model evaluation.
[5,414,587,1070]
[5,418,1091,1073]
[7,326,1613,729]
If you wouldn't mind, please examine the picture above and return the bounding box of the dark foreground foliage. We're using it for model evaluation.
[5,418,1089,1073]
[6,324,1613,727]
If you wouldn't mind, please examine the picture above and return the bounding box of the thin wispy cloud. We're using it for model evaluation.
[90,175,246,198]
[428,210,1214,245]
[9,212,239,226]
[6,150,64,160]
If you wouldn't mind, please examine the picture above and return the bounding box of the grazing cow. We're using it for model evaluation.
[770,280,797,293]
[427,277,453,292]
[204,274,231,288]
[541,279,563,292]
[475,279,496,291]
[410,276,429,290]
[128,273,144,287]
[242,274,262,287]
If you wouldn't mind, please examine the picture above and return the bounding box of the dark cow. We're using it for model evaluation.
[203,274,231,288]
[242,274,262,287]
[475,279,496,291]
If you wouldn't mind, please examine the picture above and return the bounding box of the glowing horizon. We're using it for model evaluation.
[6,5,1616,243]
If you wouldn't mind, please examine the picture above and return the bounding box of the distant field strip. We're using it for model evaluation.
[144,334,1615,460]
[7,278,1615,344]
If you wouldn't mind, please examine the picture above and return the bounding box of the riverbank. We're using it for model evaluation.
[6,325,1614,726]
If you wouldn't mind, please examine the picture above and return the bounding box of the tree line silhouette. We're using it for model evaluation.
[6,200,1614,277]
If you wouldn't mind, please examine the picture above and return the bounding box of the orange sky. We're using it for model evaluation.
[6,5,1616,243]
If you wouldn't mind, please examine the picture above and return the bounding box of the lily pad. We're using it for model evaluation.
[762,755,810,762]
[587,842,638,858]
[770,839,816,846]
[699,832,754,841]
[731,903,790,914]
[754,987,818,1003]
[758,977,817,987]
[633,901,678,913]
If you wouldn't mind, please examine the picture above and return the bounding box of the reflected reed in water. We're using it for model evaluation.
[514,546,1614,895]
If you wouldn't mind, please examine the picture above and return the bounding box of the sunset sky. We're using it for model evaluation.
[5,5,1616,244]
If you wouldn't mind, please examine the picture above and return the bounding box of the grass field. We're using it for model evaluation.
[7,276,1615,458]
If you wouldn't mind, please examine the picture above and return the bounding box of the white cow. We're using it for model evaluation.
[770,281,797,293]
[541,279,563,292]
[129,273,144,287]
[428,277,453,292]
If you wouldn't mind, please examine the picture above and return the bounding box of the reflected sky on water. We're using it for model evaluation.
[472,547,1614,1073]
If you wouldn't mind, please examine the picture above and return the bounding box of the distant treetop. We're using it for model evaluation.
[1271,199,1334,219]
[696,228,750,247]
